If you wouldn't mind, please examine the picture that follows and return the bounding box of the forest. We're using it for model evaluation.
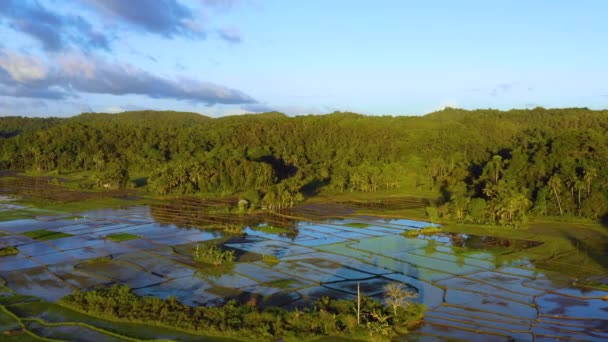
[1,107,607,227]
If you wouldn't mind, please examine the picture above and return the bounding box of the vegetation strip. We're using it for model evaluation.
[0,246,19,257]
[19,317,156,342]
[23,230,72,241]
[60,284,425,341]
[106,233,140,242]
[0,304,60,341]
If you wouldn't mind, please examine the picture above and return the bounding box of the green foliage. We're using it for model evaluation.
[261,254,280,265]
[467,198,487,223]
[105,233,139,242]
[0,246,18,257]
[383,283,418,318]
[23,229,72,241]
[343,222,371,228]
[424,206,439,223]
[3,108,608,222]
[263,279,295,288]
[403,226,442,238]
[95,162,130,189]
[194,244,235,266]
[60,284,425,341]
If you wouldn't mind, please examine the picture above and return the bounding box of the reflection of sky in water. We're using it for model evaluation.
[1,204,607,341]
[537,293,608,319]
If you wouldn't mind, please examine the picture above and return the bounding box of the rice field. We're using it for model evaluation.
[0,180,607,341]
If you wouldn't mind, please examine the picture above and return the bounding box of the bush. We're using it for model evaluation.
[0,246,18,257]
[194,243,235,266]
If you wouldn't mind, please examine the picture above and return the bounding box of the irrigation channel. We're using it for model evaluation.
[1,193,607,341]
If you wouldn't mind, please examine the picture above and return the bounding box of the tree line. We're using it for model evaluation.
[1,107,607,223]
[61,284,425,340]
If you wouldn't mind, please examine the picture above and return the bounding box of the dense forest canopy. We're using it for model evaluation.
[1,107,607,225]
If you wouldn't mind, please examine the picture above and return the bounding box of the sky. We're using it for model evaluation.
[1,0,607,117]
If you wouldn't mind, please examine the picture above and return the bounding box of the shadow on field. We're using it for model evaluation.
[601,213,608,230]
[559,223,608,273]
[132,177,148,187]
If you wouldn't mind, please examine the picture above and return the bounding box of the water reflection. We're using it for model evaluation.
[1,198,607,341]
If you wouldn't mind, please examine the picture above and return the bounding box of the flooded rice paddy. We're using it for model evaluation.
[1,200,608,341]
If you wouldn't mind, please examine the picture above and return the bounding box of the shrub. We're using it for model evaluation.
[194,243,235,266]
[0,246,18,257]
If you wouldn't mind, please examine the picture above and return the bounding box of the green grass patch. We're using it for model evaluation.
[17,197,148,215]
[261,254,280,265]
[105,233,139,242]
[194,244,235,266]
[6,301,232,342]
[342,222,370,229]
[0,308,21,331]
[439,221,608,278]
[0,295,40,307]
[264,279,296,289]
[0,209,44,222]
[0,246,19,257]
[573,280,608,291]
[403,226,442,238]
[23,229,72,241]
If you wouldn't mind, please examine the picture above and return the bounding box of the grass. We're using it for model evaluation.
[194,244,235,266]
[573,280,608,291]
[261,254,280,265]
[342,222,371,229]
[105,233,139,242]
[23,229,72,241]
[263,279,297,289]
[403,226,442,238]
[0,246,19,257]
[18,197,148,214]
[4,301,235,342]
[439,221,608,278]
[0,209,49,222]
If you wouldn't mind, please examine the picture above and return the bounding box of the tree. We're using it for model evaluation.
[448,181,469,222]
[549,175,564,216]
[583,167,597,197]
[96,161,130,189]
[483,155,506,185]
[425,206,439,224]
[467,198,487,223]
[383,282,417,317]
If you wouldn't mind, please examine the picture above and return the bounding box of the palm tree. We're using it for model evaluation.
[583,167,597,197]
[549,175,564,216]
[483,155,506,185]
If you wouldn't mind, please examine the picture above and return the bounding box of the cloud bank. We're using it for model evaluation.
[82,0,203,38]
[0,0,110,51]
[0,50,256,105]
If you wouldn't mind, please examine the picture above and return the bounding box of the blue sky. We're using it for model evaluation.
[0,0,607,117]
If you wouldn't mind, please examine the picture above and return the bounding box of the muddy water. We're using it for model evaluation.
[0,204,607,341]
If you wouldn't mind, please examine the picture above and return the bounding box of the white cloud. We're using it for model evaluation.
[0,49,257,105]
[0,50,47,82]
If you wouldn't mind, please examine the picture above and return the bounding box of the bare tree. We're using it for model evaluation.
[383,282,417,317]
